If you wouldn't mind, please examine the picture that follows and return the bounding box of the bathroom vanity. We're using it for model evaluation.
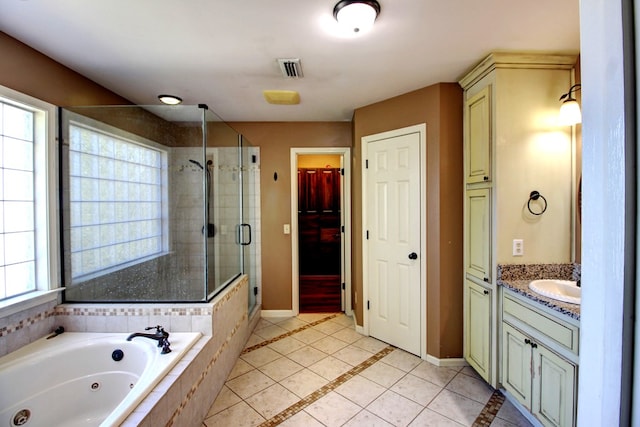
[499,282,579,427]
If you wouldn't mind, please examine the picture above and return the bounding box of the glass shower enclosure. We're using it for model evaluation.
[59,104,259,308]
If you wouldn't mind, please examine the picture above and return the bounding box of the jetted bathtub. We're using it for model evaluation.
[0,331,201,427]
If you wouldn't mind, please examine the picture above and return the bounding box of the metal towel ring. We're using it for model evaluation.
[527,191,547,215]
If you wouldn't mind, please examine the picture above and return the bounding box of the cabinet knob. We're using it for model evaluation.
[408,252,418,260]
[483,176,489,181]
[524,338,531,345]
[483,277,489,283]
[483,290,489,295]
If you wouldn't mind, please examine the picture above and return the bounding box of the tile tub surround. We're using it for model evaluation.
[497,264,581,320]
[1,275,257,427]
[205,313,533,427]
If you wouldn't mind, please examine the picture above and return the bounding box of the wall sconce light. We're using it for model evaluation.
[558,84,581,125]
[333,0,381,33]
[158,94,183,105]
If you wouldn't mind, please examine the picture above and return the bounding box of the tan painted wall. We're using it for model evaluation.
[228,122,351,310]
[353,83,464,358]
[0,32,129,106]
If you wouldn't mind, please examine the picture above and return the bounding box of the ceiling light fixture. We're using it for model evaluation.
[157,94,183,105]
[558,84,582,125]
[333,0,381,33]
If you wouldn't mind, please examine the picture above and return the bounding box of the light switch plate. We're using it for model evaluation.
[283,224,290,234]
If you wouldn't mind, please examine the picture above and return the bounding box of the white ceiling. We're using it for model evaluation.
[0,0,580,122]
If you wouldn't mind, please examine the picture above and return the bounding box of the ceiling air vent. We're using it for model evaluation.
[277,58,303,78]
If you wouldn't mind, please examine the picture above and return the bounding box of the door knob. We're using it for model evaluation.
[408,252,418,260]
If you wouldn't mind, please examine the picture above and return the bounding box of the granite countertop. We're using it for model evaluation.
[497,264,581,321]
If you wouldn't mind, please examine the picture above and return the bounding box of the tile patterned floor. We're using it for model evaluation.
[203,313,533,427]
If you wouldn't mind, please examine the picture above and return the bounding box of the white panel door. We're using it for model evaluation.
[366,130,421,355]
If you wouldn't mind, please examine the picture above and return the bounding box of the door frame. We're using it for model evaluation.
[290,147,352,316]
[361,123,427,359]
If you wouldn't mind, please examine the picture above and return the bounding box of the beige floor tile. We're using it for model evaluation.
[244,333,265,349]
[203,401,265,427]
[332,345,374,366]
[274,317,309,331]
[287,345,328,367]
[427,389,485,425]
[360,361,406,388]
[343,409,394,427]
[227,358,255,380]
[331,314,356,327]
[226,369,275,400]
[280,368,329,398]
[366,390,424,427]
[244,383,300,419]
[310,335,350,354]
[268,336,307,355]
[293,327,327,344]
[410,361,458,387]
[258,356,304,382]
[206,385,242,417]
[335,374,387,407]
[381,349,423,372]
[297,312,335,323]
[391,374,442,406]
[241,346,281,368]
[496,398,533,426]
[490,418,522,427]
[445,372,494,404]
[332,327,365,343]
[279,410,325,427]
[460,365,482,380]
[305,391,362,426]
[254,318,274,331]
[408,408,465,426]
[254,324,289,340]
[312,319,346,335]
[351,336,389,353]
[308,355,354,380]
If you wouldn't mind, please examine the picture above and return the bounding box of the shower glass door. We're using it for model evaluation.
[240,135,259,313]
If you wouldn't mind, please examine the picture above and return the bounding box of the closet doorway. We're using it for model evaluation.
[290,148,351,315]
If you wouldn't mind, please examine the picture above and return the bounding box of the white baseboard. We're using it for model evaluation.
[425,354,468,367]
[261,309,295,318]
[355,324,366,335]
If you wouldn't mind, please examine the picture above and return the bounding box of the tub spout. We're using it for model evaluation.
[127,326,171,354]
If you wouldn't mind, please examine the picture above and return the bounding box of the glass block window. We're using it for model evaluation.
[0,102,36,299]
[69,123,166,279]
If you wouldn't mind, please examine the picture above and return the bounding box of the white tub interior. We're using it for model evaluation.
[0,331,200,427]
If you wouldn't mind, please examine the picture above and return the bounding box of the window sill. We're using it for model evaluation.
[0,288,64,319]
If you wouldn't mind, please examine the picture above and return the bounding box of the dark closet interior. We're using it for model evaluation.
[298,167,341,312]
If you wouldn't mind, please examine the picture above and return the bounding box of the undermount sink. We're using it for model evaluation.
[528,279,581,305]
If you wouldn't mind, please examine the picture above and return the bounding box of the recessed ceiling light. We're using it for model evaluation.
[158,94,183,105]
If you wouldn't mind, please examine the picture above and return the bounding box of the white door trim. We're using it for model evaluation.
[290,147,352,316]
[362,124,427,359]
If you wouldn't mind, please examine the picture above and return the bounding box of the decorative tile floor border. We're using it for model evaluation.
[238,313,507,427]
[258,345,396,427]
[472,389,505,426]
[241,313,339,355]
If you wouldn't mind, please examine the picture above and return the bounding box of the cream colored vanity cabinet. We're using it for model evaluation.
[465,86,491,184]
[460,52,578,388]
[501,289,579,427]
[465,279,492,380]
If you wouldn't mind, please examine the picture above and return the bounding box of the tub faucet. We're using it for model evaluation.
[127,325,172,354]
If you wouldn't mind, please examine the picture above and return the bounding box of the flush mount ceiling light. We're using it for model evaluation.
[333,0,381,33]
[263,90,300,105]
[157,94,183,105]
[558,84,582,125]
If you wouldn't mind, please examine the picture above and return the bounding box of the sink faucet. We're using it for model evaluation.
[127,325,171,354]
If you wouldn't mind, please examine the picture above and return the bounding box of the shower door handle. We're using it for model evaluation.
[239,223,252,246]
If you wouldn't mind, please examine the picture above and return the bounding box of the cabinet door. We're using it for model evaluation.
[466,188,491,283]
[465,280,491,381]
[531,345,576,427]
[465,85,491,184]
[502,323,532,409]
